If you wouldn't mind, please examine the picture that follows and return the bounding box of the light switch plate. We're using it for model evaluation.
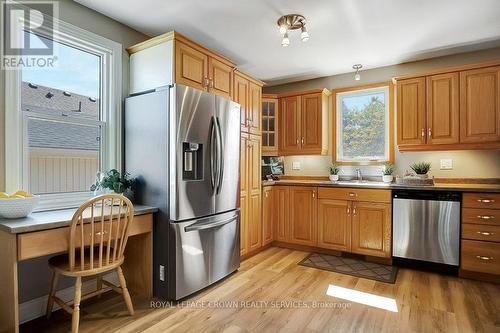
[292,162,301,170]
[440,159,453,170]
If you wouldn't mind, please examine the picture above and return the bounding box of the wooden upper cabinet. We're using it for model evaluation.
[279,96,301,154]
[426,73,459,145]
[397,77,426,145]
[317,199,351,252]
[351,202,391,258]
[262,96,279,156]
[249,81,262,135]
[301,93,322,153]
[234,73,249,132]
[289,186,317,246]
[208,57,233,99]
[460,66,500,143]
[262,187,274,246]
[175,41,209,91]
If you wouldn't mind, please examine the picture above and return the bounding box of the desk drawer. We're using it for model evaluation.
[462,223,500,242]
[463,193,500,209]
[461,239,500,275]
[17,213,153,260]
[318,187,391,203]
[462,208,499,226]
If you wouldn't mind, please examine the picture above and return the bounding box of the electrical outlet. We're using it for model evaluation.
[440,159,453,170]
[292,162,301,170]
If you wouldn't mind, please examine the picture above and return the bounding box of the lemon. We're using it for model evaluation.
[0,192,9,198]
[13,190,33,198]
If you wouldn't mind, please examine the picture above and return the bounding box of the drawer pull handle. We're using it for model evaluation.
[477,199,495,203]
[476,231,494,236]
[477,215,495,220]
[476,255,494,261]
[95,231,108,237]
[348,193,357,197]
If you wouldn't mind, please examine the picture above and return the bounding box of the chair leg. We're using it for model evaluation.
[46,271,59,319]
[72,277,82,333]
[96,274,103,298]
[117,266,134,316]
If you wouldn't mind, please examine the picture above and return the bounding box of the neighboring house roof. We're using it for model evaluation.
[21,82,100,151]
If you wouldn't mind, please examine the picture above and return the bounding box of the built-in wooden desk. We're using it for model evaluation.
[0,205,157,333]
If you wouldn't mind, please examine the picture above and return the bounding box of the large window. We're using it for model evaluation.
[5,8,122,210]
[334,84,393,164]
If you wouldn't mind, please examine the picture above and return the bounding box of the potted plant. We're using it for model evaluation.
[90,169,136,199]
[329,164,341,182]
[382,163,395,183]
[410,162,431,179]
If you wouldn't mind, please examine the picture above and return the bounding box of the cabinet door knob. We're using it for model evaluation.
[301,137,304,145]
[203,77,210,87]
[296,138,299,145]
[209,78,214,88]
[428,128,432,138]
[352,206,357,215]
[421,128,425,137]
[312,192,315,198]
[346,206,350,215]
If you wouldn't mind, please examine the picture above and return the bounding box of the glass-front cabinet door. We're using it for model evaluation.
[262,95,279,156]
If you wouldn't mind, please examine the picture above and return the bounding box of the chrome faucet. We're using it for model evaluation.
[355,168,362,182]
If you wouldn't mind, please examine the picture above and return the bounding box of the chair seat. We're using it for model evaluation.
[49,248,124,277]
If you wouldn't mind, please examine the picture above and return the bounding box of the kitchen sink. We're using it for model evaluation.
[333,180,390,187]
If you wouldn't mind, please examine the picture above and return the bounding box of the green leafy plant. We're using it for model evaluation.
[410,162,431,175]
[90,169,136,194]
[383,163,395,175]
[329,164,341,175]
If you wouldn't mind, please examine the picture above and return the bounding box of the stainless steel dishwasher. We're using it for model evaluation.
[392,190,461,268]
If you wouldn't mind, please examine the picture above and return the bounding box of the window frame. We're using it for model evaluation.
[5,5,122,210]
[332,82,394,166]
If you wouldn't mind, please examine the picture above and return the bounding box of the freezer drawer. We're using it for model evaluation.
[169,210,240,299]
[393,198,460,265]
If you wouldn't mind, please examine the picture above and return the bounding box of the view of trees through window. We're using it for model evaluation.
[337,88,389,161]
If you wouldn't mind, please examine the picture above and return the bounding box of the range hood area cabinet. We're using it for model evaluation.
[278,89,331,156]
[127,31,235,98]
[395,62,500,151]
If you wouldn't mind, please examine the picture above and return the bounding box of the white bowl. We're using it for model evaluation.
[0,195,40,219]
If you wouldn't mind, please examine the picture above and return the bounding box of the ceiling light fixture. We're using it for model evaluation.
[353,64,362,81]
[277,14,308,46]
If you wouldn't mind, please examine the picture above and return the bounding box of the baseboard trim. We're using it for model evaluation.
[459,269,500,284]
[19,272,118,324]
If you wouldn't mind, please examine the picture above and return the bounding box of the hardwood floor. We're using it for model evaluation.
[21,247,500,333]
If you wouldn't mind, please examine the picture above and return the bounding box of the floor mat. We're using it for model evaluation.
[298,252,398,284]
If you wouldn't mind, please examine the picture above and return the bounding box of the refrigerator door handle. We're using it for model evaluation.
[209,116,217,191]
[215,116,224,194]
[184,215,238,232]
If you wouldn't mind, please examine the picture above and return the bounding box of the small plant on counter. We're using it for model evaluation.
[90,169,136,194]
[329,164,340,175]
[329,164,341,182]
[382,163,395,175]
[410,162,431,177]
[382,163,395,183]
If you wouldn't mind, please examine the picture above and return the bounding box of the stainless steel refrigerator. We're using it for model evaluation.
[125,84,241,300]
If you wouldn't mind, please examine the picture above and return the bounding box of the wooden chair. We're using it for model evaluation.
[46,194,135,333]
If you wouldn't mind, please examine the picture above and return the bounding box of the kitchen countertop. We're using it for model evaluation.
[0,204,158,234]
[262,179,500,193]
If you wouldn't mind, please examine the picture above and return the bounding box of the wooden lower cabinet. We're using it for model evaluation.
[274,186,290,242]
[351,202,392,258]
[317,199,351,251]
[262,187,274,246]
[289,186,317,246]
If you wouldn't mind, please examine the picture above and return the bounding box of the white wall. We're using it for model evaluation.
[264,47,500,179]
